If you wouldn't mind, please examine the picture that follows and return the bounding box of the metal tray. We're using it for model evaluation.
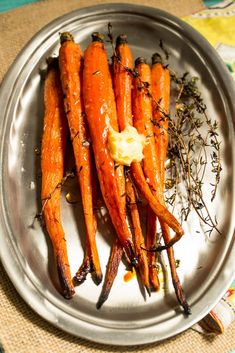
[0,3,234,346]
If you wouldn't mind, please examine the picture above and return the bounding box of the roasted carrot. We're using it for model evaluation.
[151,53,190,314]
[83,32,136,265]
[132,57,160,290]
[146,207,160,290]
[96,61,126,309]
[107,64,126,213]
[151,53,170,180]
[113,34,133,130]
[96,237,123,309]
[126,175,150,292]
[41,60,74,299]
[59,32,102,285]
[131,57,183,249]
[131,159,183,249]
[113,35,150,293]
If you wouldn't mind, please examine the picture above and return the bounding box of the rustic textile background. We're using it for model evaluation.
[0,0,234,352]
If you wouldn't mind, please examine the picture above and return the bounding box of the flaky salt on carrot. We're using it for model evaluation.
[41,60,74,299]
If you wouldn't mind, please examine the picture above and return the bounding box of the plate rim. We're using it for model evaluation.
[0,3,234,346]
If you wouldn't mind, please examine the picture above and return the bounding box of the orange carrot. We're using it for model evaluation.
[41,60,74,299]
[113,34,133,130]
[130,160,183,249]
[132,57,160,290]
[107,64,126,213]
[146,207,160,290]
[151,53,170,181]
[126,175,150,293]
[113,35,150,293]
[59,32,102,285]
[151,54,190,314]
[83,32,136,265]
[96,237,123,309]
[96,61,127,309]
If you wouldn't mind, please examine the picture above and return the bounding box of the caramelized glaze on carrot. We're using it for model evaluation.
[41,60,74,299]
[151,53,190,314]
[59,32,102,285]
[82,33,136,265]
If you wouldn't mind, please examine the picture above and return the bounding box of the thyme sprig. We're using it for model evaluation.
[161,72,222,235]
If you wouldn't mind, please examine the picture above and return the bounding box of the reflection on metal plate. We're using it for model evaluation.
[0,4,234,346]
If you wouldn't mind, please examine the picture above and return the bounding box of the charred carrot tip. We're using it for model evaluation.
[152,52,163,65]
[172,278,191,315]
[73,258,91,286]
[60,31,74,44]
[183,303,191,316]
[91,32,104,42]
[145,285,151,297]
[135,57,147,66]
[116,34,128,45]
[96,292,108,309]
[56,258,75,299]
[93,273,103,286]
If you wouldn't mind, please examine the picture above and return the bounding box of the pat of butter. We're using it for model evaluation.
[108,125,145,166]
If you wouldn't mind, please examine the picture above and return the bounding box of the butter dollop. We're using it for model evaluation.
[108,125,145,166]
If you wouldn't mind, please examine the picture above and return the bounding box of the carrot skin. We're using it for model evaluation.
[83,35,136,265]
[41,62,74,299]
[59,33,102,285]
[132,59,160,290]
[151,61,170,181]
[151,59,190,314]
[113,36,133,130]
[108,64,126,214]
[126,176,150,293]
[96,62,127,308]
[146,206,160,290]
[96,238,123,309]
[113,36,151,293]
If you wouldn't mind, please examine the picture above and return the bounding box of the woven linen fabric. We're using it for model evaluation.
[0,0,235,352]
[0,0,204,82]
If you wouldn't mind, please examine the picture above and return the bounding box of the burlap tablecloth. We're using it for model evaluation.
[0,1,235,352]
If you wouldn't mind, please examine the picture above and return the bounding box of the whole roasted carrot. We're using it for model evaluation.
[113,35,150,293]
[98,36,152,307]
[59,32,102,285]
[41,60,74,299]
[151,53,190,314]
[96,60,126,309]
[96,237,123,309]
[83,32,136,265]
[132,57,160,290]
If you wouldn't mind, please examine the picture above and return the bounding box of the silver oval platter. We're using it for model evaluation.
[0,3,234,346]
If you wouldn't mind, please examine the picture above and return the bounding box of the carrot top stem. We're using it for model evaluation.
[116,34,128,45]
[152,52,164,65]
[60,31,74,44]
[92,32,104,42]
[135,57,147,66]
